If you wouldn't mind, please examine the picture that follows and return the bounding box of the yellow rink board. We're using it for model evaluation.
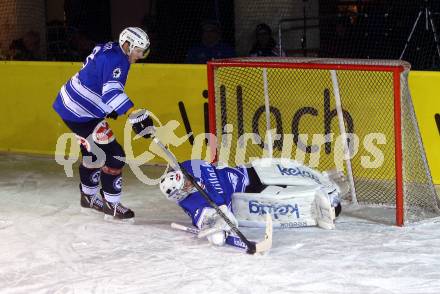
[0,61,209,166]
[408,71,440,184]
[0,61,438,184]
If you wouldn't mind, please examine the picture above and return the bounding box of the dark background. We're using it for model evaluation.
[4,0,440,70]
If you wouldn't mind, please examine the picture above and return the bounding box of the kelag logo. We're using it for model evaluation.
[249,200,300,219]
[276,164,321,184]
[232,237,247,249]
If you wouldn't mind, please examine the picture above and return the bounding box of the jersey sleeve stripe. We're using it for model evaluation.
[59,89,80,117]
[60,86,96,118]
[114,99,134,115]
[72,74,102,99]
[107,93,129,110]
[66,83,110,113]
[69,79,111,113]
[102,81,124,96]
[104,92,120,105]
[66,82,107,117]
[73,74,101,97]
[114,98,130,111]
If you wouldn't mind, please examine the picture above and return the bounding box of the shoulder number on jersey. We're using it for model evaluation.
[103,42,113,51]
[83,45,102,69]
[82,42,114,69]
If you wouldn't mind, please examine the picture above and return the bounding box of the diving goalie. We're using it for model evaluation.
[159,158,348,247]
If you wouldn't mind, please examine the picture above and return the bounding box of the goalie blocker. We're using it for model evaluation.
[232,158,345,230]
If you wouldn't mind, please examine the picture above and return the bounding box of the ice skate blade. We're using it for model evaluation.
[104,214,135,224]
[80,207,103,215]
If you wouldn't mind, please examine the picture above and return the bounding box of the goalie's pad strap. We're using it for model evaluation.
[232,186,319,229]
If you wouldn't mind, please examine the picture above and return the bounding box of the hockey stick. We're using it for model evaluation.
[171,222,249,250]
[152,136,272,254]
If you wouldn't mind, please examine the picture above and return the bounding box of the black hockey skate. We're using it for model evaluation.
[80,184,104,214]
[101,190,135,223]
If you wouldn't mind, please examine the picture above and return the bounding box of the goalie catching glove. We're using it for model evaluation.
[128,108,154,138]
[197,205,238,246]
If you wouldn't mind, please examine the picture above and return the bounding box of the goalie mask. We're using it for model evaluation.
[159,170,196,202]
[119,27,150,58]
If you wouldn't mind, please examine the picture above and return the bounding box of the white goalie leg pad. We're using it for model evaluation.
[314,189,336,230]
[232,185,319,229]
[252,158,335,189]
[252,158,324,186]
[252,158,344,207]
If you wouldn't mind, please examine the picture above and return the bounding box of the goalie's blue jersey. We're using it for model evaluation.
[53,42,134,122]
[178,160,249,228]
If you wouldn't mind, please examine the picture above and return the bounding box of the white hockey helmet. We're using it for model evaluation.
[119,27,150,56]
[159,170,187,201]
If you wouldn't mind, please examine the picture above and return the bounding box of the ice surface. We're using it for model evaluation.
[1,154,440,293]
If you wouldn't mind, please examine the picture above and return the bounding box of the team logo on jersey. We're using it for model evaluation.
[113,176,122,191]
[90,170,101,184]
[112,67,121,79]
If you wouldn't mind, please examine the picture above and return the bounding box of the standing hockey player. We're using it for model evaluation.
[53,27,154,222]
[159,159,344,246]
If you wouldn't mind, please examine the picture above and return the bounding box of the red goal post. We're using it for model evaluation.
[207,57,439,226]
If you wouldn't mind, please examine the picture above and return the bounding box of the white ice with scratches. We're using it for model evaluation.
[1,154,440,294]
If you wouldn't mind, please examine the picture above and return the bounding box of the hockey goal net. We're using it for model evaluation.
[207,57,440,226]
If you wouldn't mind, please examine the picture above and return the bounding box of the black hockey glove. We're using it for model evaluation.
[106,110,118,120]
[128,109,154,138]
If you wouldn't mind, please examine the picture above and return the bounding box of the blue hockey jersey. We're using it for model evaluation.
[53,42,134,122]
[178,160,249,228]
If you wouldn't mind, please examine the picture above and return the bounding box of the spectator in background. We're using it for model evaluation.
[8,39,26,59]
[68,31,94,61]
[139,17,163,63]
[186,20,235,64]
[9,30,41,60]
[249,23,285,57]
[46,20,72,61]
[0,43,6,60]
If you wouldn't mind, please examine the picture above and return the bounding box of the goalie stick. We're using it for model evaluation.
[152,136,273,254]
